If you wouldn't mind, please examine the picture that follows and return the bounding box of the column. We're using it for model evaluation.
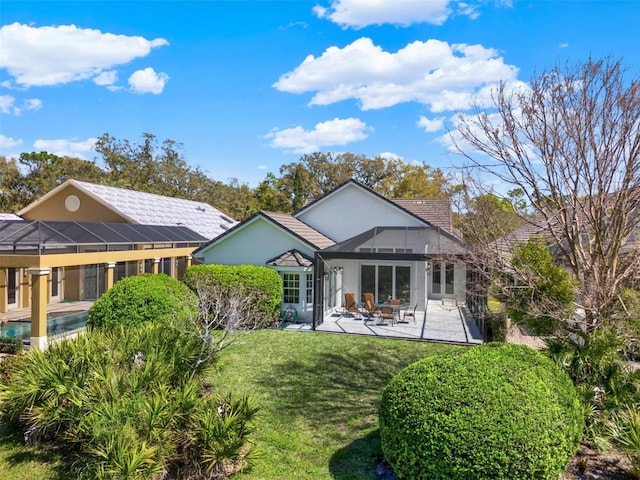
[152,258,160,274]
[0,268,7,313]
[28,268,50,351]
[105,262,116,291]
[186,255,192,268]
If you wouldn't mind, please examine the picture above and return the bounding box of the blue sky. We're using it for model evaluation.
[1,1,639,186]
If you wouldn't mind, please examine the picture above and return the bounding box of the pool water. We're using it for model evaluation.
[0,311,89,342]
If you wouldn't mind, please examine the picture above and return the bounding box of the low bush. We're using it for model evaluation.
[0,336,23,354]
[379,343,584,480]
[184,264,282,325]
[87,274,198,329]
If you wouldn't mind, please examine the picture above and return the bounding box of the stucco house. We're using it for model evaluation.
[194,180,479,328]
[1,179,235,349]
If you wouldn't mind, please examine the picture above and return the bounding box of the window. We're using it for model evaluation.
[306,274,313,304]
[283,273,300,304]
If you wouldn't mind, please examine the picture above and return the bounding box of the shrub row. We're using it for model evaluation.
[183,264,282,323]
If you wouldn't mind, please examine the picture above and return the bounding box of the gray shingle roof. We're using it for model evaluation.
[266,249,313,267]
[72,180,236,240]
[392,198,460,237]
[261,211,335,249]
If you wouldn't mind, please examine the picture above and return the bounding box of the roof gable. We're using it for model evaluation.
[293,180,429,243]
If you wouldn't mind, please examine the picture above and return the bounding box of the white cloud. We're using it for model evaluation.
[417,115,445,133]
[265,117,370,153]
[313,0,452,28]
[0,23,168,87]
[257,164,268,170]
[33,137,97,158]
[0,134,22,149]
[379,151,403,161]
[93,70,117,86]
[274,37,520,112]
[0,95,15,114]
[0,95,43,115]
[128,67,169,94]
[559,43,569,48]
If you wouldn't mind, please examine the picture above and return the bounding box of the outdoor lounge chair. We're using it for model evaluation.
[343,293,362,318]
[402,304,418,323]
[363,293,380,320]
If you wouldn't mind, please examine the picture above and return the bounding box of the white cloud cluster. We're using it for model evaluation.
[417,115,445,132]
[274,38,520,112]
[0,134,22,149]
[0,23,168,93]
[128,67,169,95]
[379,151,403,161]
[313,0,452,28]
[33,137,97,158]
[265,117,369,153]
[0,94,42,115]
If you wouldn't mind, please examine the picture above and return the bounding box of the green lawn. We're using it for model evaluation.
[211,329,459,480]
[0,329,458,479]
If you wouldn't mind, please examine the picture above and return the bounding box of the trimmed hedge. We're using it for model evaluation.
[87,274,198,329]
[183,264,282,323]
[379,343,584,480]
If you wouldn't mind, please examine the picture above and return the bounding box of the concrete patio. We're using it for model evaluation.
[284,299,483,345]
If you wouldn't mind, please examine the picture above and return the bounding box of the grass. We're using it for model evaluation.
[211,329,459,480]
[0,329,459,479]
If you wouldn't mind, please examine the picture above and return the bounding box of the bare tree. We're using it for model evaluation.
[184,280,273,379]
[453,57,640,332]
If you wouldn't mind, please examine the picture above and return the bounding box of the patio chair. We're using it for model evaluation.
[402,304,418,323]
[380,305,397,325]
[390,298,400,306]
[343,293,362,318]
[363,292,380,320]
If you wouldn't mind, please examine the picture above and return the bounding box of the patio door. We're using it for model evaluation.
[361,265,411,304]
[6,267,19,308]
[83,263,105,300]
[50,267,61,300]
[431,261,455,298]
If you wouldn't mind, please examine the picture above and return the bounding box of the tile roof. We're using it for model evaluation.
[391,199,460,236]
[72,180,236,240]
[266,249,313,267]
[260,211,335,249]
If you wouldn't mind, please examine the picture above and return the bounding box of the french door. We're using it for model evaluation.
[431,261,455,297]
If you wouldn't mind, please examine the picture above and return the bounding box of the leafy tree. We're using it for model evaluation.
[453,57,640,330]
[261,152,452,213]
[506,238,578,335]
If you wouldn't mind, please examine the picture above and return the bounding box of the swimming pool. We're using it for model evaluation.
[0,311,89,343]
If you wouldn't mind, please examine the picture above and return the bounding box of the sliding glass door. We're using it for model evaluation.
[360,265,411,303]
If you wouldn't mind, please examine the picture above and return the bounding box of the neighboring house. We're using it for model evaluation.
[194,180,476,327]
[1,180,234,349]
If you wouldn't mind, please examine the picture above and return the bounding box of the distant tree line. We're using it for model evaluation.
[1,133,467,223]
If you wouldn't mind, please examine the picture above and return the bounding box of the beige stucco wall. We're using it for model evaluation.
[22,185,125,223]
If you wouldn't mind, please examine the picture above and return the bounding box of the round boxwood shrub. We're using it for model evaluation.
[379,343,584,480]
[87,274,198,329]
